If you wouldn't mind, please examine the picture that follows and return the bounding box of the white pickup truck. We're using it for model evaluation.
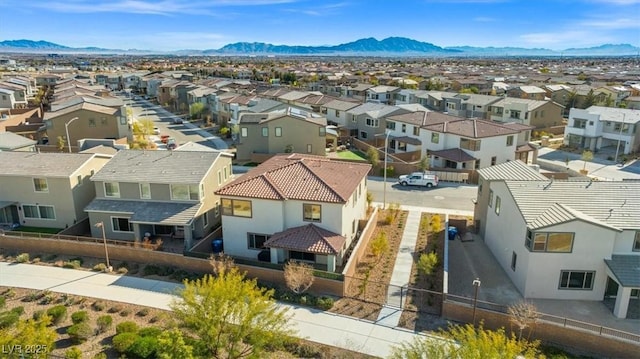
[398,172,439,187]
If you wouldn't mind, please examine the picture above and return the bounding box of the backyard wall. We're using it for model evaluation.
[442,300,639,358]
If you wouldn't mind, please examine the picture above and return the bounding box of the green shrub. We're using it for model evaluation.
[71,310,89,324]
[93,353,107,359]
[93,263,107,272]
[128,336,158,358]
[112,332,139,353]
[0,311,20,329]
[39,292,56,305]
[63,260,82,269]
[136,308,150,317]
[417,252,439,276]
[143,265,160,276]
[116,321,139,334]
[2,289,16,299]
[65,347,83,359]
[10,306,24,316]
[67,321,94,344]
[16,253,30,263]
[0,296,5,309]
[96,315,113,333]
[108,304,123,313]
[23,292,40,302]
[32,309,46,321]
[120,309,131,317]
[46,304,67,325]
[117,267,128,274]
[316,296,335,310]
[70,257,84,265]
[92,301,106,312]
[138,327,162,337]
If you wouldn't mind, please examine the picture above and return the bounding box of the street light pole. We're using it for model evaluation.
[472,278,481,326]
[64,117,79,153]
[614,113,625,164]
[95,221,111,272]
[383,130,390,210]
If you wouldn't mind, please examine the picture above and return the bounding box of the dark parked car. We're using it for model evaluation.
[173,117,184,124]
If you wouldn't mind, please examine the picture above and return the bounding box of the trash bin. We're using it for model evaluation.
[447,226,458,240]
[211,239,224,254]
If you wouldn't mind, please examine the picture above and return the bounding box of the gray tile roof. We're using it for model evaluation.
[505,180,640,230]
[91,150,223,184]
[85,199,201,225]
[583,106,640,124]
[322,99,361,111]
[0,152,96,178]
[605,255,640,287]
[527,203,619,231]
[0,132,36,150]
[478,160,548,181]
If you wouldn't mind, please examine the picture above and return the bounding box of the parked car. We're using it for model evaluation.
[173,117,184,124]
[153,126,160,135]
[398,172,438,187]
[166,138,178,150]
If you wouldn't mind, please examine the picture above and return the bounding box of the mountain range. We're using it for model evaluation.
[1,37,638,57]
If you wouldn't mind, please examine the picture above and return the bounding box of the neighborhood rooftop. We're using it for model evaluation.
[216,153,371,203]
[477,160,548,181]
[0,152,96,178]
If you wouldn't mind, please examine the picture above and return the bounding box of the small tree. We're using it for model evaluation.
[508,301,540,340]
[284,261,315,294]
[370,231,389,258]
[157,328,195,359]
[366,147,379,168]
[430,214,442,233]
[57,136,66,152]
[417,252,438,276]
[366,191,374,211]
[284,144,294,153]
[209,253,235,277]
[417,155,430,173]
[581,150,593,171]
[190,102,205,119]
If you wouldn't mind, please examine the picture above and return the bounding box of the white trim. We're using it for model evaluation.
[22,204,56,220]
[32,177,49,193]
[139,183,151,199]
[110,216,133,232]
[104,182,120,198]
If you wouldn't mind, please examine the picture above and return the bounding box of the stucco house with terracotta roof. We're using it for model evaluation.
[215,154,371,272]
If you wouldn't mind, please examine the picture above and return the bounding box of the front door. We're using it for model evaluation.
[605,277,619,298]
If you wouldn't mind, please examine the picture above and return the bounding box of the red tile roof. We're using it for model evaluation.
[216,154,371,203]
[429,148,476,162]
[264,223,345,255]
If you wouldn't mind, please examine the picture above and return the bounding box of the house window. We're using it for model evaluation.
[401,124,406,133]
[475,159,481,169]
[511,252,517,271]
[460,138,481,151]
[319,127,326,136]
[224,167,228,180]
[248,233,269,250]
[366,118,379,127]
[510,110,521,118]
[307,144,312,153]
[527,232,574,252]
[89,118,96,127]
[112,217,133,232]
[525,131,530,141]
[23,204,56,220]
[170,184,199,200]
[221,198,252,217]
[386,122,396,130]
[431,133,439,144]
[447,102,456,110]
[360,131,368,139]
[413,127,420,136]
[261,127,268,137]
[491,156,497,166]
[218,170,222,185]
[241,127,248,137]
[634,232,640,251]
[398,142,407,151]
[33,178,48,192]
[495,196,501,215]
[215,201,220,217]
[506,135,514,146]
[290,251,315,262]
[139,183,151,199]
[101,117,108,126]
[559,270,594,290]
[275,127,282,137]
[303,204,322,222]
[203,212,208,227]
[488,190,493,208]
[104,182,120,198]
[335,110,341,117]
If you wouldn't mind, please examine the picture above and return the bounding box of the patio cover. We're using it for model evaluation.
[85,199,201,225]
[605,255,640,287]
[264,223,345,255]
[429,148,476,162]
[0,201,18,209]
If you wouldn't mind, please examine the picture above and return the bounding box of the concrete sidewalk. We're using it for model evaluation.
[0,262,430,358]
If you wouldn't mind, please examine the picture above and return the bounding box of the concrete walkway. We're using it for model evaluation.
[376,210,422,327]
[0,262,433,358]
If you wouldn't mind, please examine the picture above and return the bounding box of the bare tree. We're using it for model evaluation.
[284,261,315,294]
[508,301,540,340]
[209,253,235,277]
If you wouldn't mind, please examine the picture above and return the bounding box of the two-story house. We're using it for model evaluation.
[215,153,371,272]
[366,85,400,105]
[320,99,361,127]
[0,152,110,229]
[506,85,547,100]
[85,150,234,250]
[346,102,408,140]
[442,93,502,119]
[476,161,640,319]
[489,98,564,128]
[0,132,37,152]
[564,106,640,155]
[235,109,328,161]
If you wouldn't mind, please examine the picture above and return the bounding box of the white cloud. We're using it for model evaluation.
[579,17,640,30]
[519,31,614,48]
[586,0,640,4]
[282,2,350,16]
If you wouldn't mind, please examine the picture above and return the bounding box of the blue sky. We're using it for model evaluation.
[0,0,638,51]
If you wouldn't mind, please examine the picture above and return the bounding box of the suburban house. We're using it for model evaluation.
[346,102,408,140]
[85,150,234,250]
[564,106,640,155]
[383,111,455,156]
[215,153,371,272]
[321,99,362,127]
[442,93,502,119]
[506,85,547,100]
[43,102,131,149]
[235,109,329,161]
[0,131,37,151]
[0,88,17,110]
[0,152,111,229]
[0,81,27,109]
[366,85,400,105]
[475,160,640,319]
[489,98,564,128]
